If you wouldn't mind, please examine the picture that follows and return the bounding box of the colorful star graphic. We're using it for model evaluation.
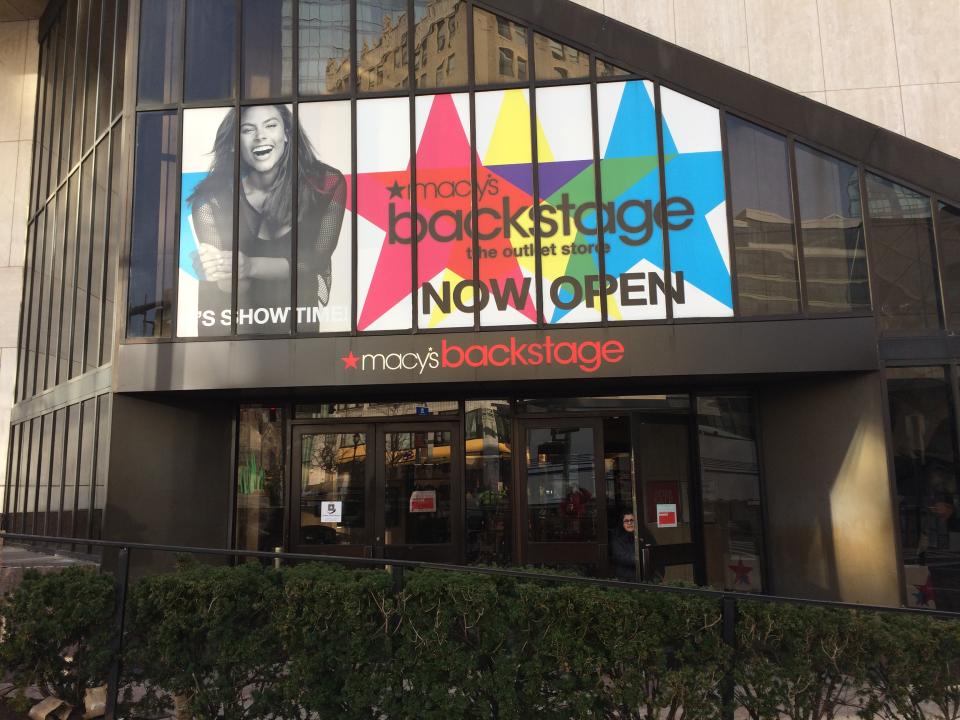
[728,559,753,585]
[913,575,936,607]
[346,81,732,330]
[340,351,359,370]
[349,93,540,330]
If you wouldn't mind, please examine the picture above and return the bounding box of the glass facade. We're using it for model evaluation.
[17,0,127,398]
[6,0,960,615]
[122,2,960,342]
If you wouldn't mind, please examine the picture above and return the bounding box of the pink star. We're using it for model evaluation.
[341,351,359,370]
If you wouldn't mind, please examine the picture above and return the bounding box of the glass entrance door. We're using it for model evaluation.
[633,414,703,584]
[378,423,462,562]
[291,425,374,557]
[519,418,607,569]
[290,421,462,562]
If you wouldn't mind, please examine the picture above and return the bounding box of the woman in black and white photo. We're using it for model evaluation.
[189,104,346,334]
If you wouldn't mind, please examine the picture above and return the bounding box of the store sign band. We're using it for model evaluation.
[175,80,731,338]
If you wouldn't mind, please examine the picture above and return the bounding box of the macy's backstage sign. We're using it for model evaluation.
[340,335,626,376]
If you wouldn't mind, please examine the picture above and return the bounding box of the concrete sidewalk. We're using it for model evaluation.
[0,543,97,594]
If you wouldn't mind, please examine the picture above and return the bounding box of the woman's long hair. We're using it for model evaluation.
[188,105,329,234]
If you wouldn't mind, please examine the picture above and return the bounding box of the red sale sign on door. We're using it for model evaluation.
[656,503,678,528]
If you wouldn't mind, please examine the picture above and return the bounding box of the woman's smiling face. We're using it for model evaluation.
[239,106,287,174]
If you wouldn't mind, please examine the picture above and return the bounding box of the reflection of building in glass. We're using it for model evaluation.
[300,0,350,94]
[734,208,869,311]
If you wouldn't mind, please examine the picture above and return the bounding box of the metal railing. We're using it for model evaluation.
[1,531,957,720]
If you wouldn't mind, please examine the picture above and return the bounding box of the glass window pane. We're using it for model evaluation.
[597,59,630,78]
[661,87,733,318]
[414,1,467,89]
[102,124,122,363]
[297,101,351,333]
[474,88,537,328]
[76,398,96,538]
[59,0,78,177]
[91,395,111,541]
[358,0,408,92]
[71,0,90,166]
[242,0,292,99]
[887,367,960,611]
[298,0,350,95]
[4,424,20,519]
[534,33,589,81]
[177,107,235,338]
[236,407,285,552]
[356,96,412,331]
[59,173,78,383]
[526,425,597,542]
[113,0,129,118]
[127,111,178,338]
[73,155,95,379]
[62,405,80,537]
[698,396,765,592]
[465,400,512,564]
[83,0,103,151]
[473,9,526,85]
[47,191,67,389]
[49,13,68,190]
[727,116,799,316]
[35,34,53,212]
[299,431,366,545]
[866,173,940,332]
[46,410,63,535]
[184,0,236,102]
[937,203,960,331]
[41,195,64,391]
[9,424,23,530]
[97,0,116,136]
[137,0,183,104]
[795,144,869,314]
[295,401,459,419]
[36,211,54,391]
[25,418,41,533]
[384,430,453,545]
[15,222,34,401]
[536,84,600,325]
[87,141,110,370]
[596,80,666,323]
[25,214,47,398]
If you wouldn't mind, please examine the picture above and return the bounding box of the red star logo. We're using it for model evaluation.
[341,351,359,370]
[348,94,538,330]
[728,559,753,585]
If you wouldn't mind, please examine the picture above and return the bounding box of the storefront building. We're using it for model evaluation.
[4,0,960,610]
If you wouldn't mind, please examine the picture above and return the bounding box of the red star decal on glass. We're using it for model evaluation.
[347,94,538,330]
[913,575,936,607]
[728,559,753,585]
[341,351,359,370]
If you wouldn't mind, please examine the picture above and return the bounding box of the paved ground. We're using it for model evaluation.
[0,542,96,595]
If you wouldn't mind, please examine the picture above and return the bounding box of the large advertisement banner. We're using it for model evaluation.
[660,87,733,318]
[174,80,732,337]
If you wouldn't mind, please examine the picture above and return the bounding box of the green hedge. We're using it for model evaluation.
[0,562,958,719]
